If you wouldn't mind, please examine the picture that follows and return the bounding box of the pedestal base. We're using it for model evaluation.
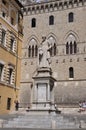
[32,67,57,113]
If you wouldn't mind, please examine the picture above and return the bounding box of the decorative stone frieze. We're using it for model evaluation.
[23,0,86,15]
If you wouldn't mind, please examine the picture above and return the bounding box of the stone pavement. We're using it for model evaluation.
[0,128,86,130]
[59,107,86,114]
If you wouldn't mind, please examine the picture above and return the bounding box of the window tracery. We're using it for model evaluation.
[66,34,77,54]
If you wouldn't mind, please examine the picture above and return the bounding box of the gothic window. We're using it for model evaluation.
[50,47,53,56]
[70,42,73,54]
[54,43,56,56]
[66,42,69,54]
[69,67,74,78]
[35,45,38,57]
[32,45,34,57]
[31,18,36,28]
[74,41,77,53]
[28,45,38,58]
[68,12,74,22]
[28,39,38,58]
[49,15,54,25]
[28,46,31,57]
[1,29,6,45]
[66,34,77,55]
[0,64,4,81]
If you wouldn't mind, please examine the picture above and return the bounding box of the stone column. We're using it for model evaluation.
[34,84,37,101]
[51,85,54,103]
[47,84,50,101]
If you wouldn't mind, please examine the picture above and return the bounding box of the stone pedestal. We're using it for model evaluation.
[31,67,56,111]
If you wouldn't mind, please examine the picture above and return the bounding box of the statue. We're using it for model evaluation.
[38,36,52,68]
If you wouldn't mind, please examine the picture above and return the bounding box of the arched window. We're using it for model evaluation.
[66,42,69,54]
[70,42,73,54]
[28,46,31,57]
[32,45,34,57]
[35,45,38,57]
[54,43,56,56]
[69,67,74,78]
[68,12,74,22]
[74,41,77,53]
[49,15,54,25]
[31,18,36,28]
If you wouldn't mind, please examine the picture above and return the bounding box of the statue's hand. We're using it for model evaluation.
[47,58,51,64]
[39,48,43,55]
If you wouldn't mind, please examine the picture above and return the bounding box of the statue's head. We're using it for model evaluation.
[42,36,46,42]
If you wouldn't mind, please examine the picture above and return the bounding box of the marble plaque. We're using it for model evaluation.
[37,83,47,102]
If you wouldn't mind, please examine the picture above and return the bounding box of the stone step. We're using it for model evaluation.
[17,115,63,120]
[2,114,86,129]
[7,121,51,125]
[3,121,79,128]
[1,128,86,130]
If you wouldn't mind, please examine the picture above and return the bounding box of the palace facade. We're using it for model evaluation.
[0,0,23,114]
[20,0,86,107]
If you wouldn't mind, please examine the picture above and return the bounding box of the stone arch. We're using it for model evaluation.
[26,35,39,48]
[64,30,79,43]
[47,33,57,44]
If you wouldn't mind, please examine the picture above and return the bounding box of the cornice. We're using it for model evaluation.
[22,0,86,15]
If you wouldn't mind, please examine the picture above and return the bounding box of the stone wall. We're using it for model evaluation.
[20,0,86,106]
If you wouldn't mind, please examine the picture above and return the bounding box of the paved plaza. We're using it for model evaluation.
[0,128,86,130]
